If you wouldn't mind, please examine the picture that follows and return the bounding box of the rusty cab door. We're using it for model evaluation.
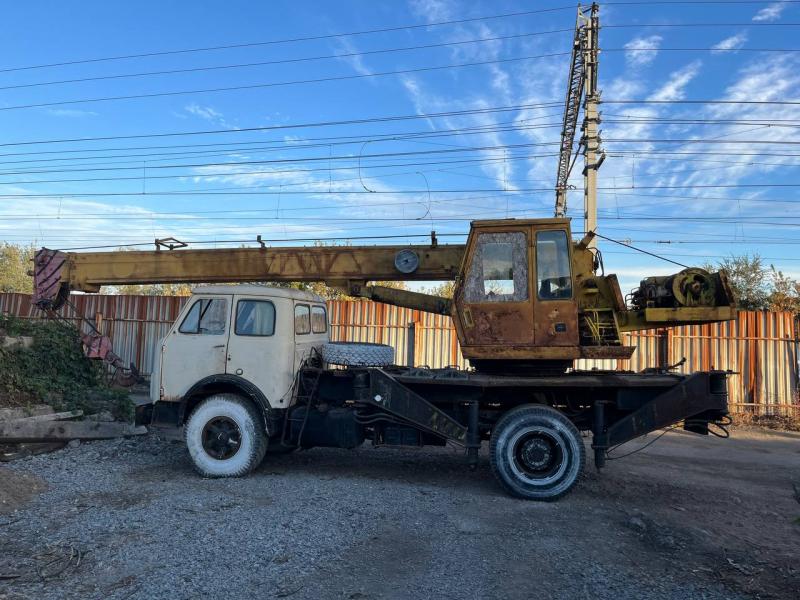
[532,225,579,347]
[454,224,535,348]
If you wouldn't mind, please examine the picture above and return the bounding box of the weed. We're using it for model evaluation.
[0,315,132,420]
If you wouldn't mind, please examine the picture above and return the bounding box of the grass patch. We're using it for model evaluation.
[731,411,800,432]
[0,315,132,421]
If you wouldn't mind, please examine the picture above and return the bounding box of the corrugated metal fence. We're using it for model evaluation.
[2,292,797,415]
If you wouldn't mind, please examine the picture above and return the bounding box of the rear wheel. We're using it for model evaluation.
[185,393,267,477]
[490,404,585,500]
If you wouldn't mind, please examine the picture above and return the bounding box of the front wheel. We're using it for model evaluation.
[490,404,585,501]
[185,393,267,478]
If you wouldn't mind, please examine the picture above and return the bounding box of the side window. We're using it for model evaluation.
[235,300,275,336]
[294,304,311,335]
[178,298,228,335]
[536,230,573,300]
[311,305,327,334]
[464,232,529,303]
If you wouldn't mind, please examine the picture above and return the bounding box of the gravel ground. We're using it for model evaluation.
[1,428,798,600]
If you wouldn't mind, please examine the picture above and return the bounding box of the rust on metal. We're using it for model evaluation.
[57,244,465,293]
[1,292,795,415]
[32,217,737,369]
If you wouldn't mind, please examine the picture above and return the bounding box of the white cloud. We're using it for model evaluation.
[334,37,373,77]
[45,108,99,117]
[717,53,800,104]
[185,104,223,121]
[624,35,663,67]
[184,103,238,129]
[752,2,786,22]
[648,60,702,102]
[409,0,453,21]
[711,32,748,54]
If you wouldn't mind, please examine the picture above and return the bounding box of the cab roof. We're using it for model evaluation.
[192,284,325,303]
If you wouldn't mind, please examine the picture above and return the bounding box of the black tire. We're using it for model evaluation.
[321,342,394,367]
[185,393,268,477]
[490,404,585,501]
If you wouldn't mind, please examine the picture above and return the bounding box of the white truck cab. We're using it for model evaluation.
[143,284,392,480]
[151,285,329,408]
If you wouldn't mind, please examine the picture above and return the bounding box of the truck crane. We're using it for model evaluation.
[27,3,736,500]
[31,219,736,500]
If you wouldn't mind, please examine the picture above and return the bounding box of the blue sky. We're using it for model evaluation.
[1,0,799,292]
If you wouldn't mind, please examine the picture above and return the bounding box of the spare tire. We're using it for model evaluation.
[321,342,394,367]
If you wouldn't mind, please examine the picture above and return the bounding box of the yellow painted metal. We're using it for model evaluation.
[353,284,452,316]
[63,244,466,292]
[50,217,736,364]
[617,307,737,332]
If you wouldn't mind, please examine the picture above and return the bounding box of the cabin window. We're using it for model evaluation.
[178,298,228,335]
[464,232,529,303]
[235,300,276,336]
[536,230,573,300]
[295,304,311,334]
[311,305,327,334]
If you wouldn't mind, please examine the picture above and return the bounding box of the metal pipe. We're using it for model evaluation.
[466,401,480,471]
[406,322,416,367]
[592,400,606,470]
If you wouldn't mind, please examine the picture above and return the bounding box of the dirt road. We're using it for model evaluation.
[0,428,798,599]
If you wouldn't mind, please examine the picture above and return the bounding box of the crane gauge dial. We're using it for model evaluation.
[394,249,420,274]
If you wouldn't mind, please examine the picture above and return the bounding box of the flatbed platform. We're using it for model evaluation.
[388,367,691,389]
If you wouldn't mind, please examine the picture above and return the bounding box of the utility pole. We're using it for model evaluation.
[554,3,603,248]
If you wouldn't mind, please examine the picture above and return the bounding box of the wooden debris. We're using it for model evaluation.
[9,410,83,423]
[0,405,53,422]
[0,420,146,443]
[0,442,66,462]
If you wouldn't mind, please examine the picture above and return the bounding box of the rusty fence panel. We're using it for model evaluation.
[1,293,797,414]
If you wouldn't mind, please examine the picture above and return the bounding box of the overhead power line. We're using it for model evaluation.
[2,115,797,168]
[5,42,800,92]
[0,188,545,198]
[605,115,800,125]
[604,99,800,106]
[604,47,800,53]
[609,150,800,158]
[2,0,797,74]
[0,102,562,148]
[604,22,800,28]
[0,140,561,179]
[0,52,572,113]
[0,153,542,186]
[607,138,800,144]
[0,118,564,166]
[8,182,800,199]
[0,5,578,74]
[0,29,575,91]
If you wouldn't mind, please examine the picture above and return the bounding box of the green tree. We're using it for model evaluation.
[417,281,456,298]
[704,254,770,310]
[273,280,407,300]
[0,243,34,293]
[768,266,800,314]
[108,283,194,296]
